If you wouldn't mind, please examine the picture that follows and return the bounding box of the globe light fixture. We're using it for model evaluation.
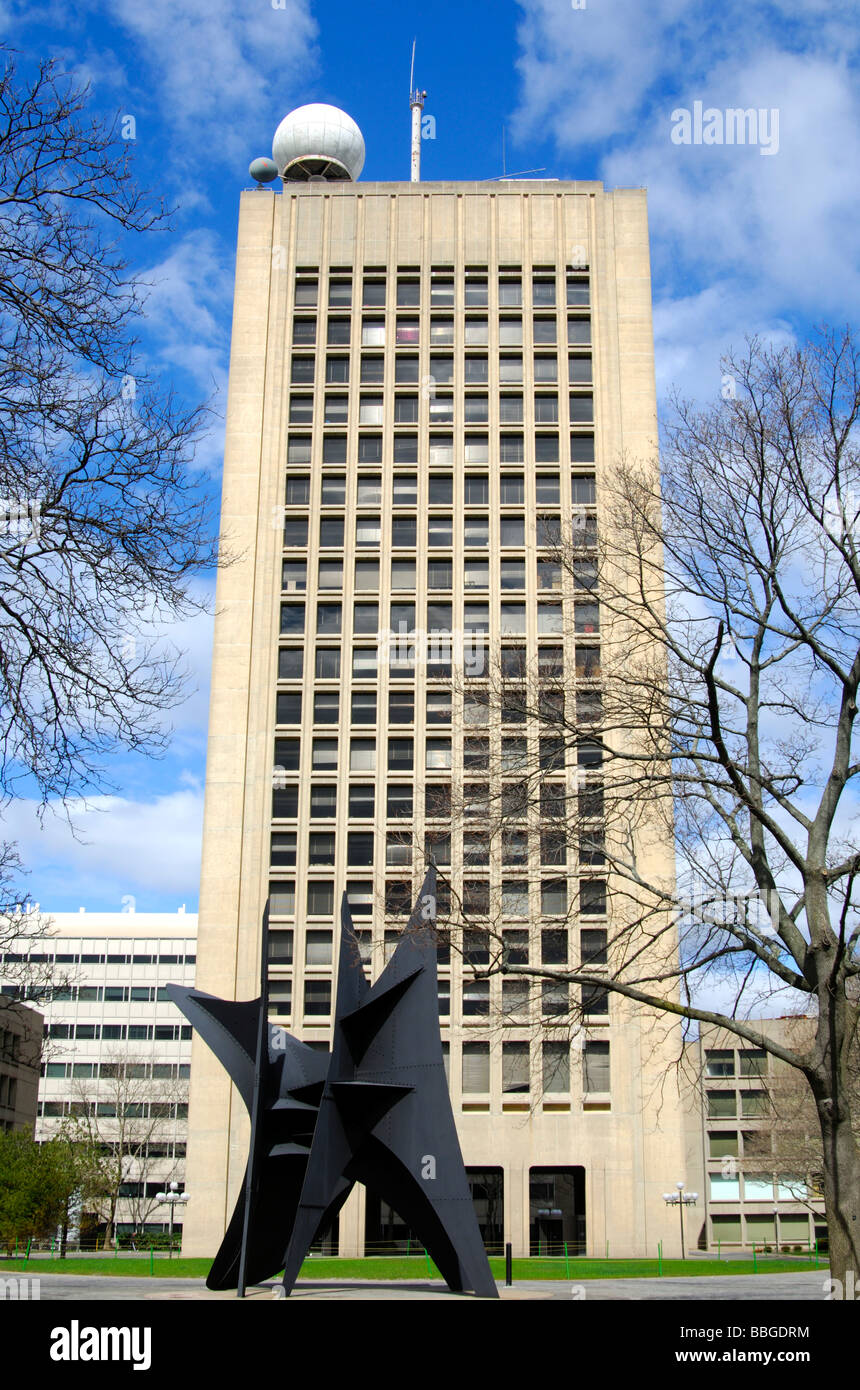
[154,1181,189,1258]
[663,1181,698,1261]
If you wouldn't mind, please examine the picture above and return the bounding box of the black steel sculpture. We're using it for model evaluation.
[166,905,330,1293]
[168,867,498,1299]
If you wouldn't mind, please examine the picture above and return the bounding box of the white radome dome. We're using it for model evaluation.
[272,103,365,182]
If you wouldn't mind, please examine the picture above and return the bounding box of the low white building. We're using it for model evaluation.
[683,1018,828,1253]
[1,907,197,1245]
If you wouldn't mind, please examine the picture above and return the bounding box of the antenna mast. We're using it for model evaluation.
[409,40,427,182]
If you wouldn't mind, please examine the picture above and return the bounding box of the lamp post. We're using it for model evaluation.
[663,1181,698,1261]
[154,1182,189,1258]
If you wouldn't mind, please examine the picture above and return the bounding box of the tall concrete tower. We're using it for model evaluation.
[182,103,687,1260]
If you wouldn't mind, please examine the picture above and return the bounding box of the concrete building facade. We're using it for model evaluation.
[0,1000,41,1133]
[184,136,689,1260]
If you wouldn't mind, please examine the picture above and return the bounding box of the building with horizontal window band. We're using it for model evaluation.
[1,909,195,1244]
[683,1019,827,1253]
[183,105,691,1261]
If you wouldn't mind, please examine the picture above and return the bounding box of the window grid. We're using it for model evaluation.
[277,263,601,1075]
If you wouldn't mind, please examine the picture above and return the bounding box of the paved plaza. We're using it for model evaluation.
[16,1270,831,1301]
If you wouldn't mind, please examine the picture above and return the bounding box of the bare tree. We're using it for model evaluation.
[62,1054,187,1247]
[0,840,67,1032]
[435,328,860,1290]
[0,50,219,905]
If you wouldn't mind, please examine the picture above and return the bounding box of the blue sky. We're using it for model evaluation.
[3,0,859,911]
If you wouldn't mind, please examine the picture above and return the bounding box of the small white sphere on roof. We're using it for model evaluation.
[272,103,365,182]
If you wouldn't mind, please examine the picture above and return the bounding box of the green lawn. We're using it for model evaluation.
[0,1254,824,1281]
[0,1256,210,1278]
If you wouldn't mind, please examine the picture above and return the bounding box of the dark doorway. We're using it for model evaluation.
[466,1168,504,1254]
[364,1194,419,1254]
[364,1169,505,1255]
[529,1167,585,1255]
[310,1213,339,1256]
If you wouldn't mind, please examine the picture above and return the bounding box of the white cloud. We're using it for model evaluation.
[5,0,319,177]
[513,0,860,401]
[513,0,690,147]
[133,230,234,478]
[138,578,216,753]
[3,788,205,910]
[67,44,132,99]
[514,0,857,147]
[138,229,234,394]
[689,969,811,1022]
[86,0,317,161]
[652,285,796,402]
[605,52,860,316]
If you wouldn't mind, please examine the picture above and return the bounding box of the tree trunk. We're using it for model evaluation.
[809,1066,860,1298]
[104,1199,116,1252]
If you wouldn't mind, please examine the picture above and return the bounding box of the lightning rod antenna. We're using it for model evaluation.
[409,40,427,182]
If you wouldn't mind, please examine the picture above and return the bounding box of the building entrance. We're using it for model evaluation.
[529,1167,586,1255]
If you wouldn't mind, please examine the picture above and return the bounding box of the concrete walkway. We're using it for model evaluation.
[19,1270,832,1301]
